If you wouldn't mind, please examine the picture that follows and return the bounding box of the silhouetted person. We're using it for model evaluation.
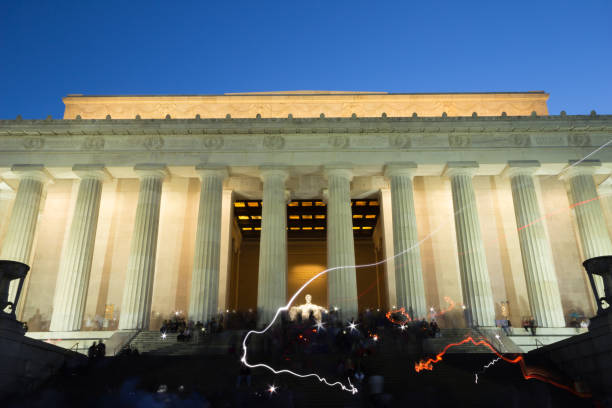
[96,341,106,359]
[88,341,97,359]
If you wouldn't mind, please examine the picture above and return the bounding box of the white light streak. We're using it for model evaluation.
[474,357,501,384]
[347,321,358,332]
[161,332,167,340]
[240,141,612,394]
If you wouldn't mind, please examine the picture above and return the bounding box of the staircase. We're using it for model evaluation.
[423,328,496,354]
[129,329,246,355]
[507,327,587,352]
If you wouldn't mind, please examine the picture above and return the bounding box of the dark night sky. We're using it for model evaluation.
[1,0,611,118]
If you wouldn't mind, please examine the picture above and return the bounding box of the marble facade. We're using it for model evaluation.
[0,91,610,330]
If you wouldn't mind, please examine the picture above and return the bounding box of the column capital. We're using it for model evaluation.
[324,164,353,181]
[72,164,111,181]
[258,165,289,182]
[195,164,229,180]
[561,159,601,180]
[384,162,417,179]
[134,163,168,179]
[443,161,479,178]
[9,164,51,183]
[504,160,541,178]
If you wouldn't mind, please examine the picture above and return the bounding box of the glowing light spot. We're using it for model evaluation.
[347,321,358,332]
[234,202,245,207]
[247,202,259,207]
[161,332,167,339]
[268,385,277,394]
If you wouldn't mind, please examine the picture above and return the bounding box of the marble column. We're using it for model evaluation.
[1,165,48,305]
[256,166,288,326]
[0,181,15,236]
[444,162,495,327]
[325,166,358,320]
[118,164,167,330]
[563,160,612,299]
[384,162,427,319]
[188,165,228,323]
[598,176,612,223]
[50,165,107,332]
[507,161,565,327]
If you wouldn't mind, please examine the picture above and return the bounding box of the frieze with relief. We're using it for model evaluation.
[81,136,105,150]
[568,134,591,147]
[262,135,285,150]
[143,135,165,150]
[23,137,45,150]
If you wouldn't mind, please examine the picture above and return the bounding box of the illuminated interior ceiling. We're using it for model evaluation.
[234,199,380,240]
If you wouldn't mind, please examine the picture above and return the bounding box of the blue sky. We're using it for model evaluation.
[1,0,610,118]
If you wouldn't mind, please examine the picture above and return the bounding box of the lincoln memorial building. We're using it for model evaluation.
[1,91,611,335]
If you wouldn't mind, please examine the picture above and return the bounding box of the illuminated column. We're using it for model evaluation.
[0,181,15,236]
[325,166,358,320]
[256,166,288,326]
[118,164,167,330]
[598,176,612,222]
[50,165,107,331]
[444,162,495,327]
[188,165,228,323]
[507,161,565,327]
[1,165,48,304]
[563,160,612,298]
[384,162,426,318]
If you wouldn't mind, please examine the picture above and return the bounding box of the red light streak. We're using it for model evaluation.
[518,196,601,231]
[386,296,457,324]
[414,336,591,399]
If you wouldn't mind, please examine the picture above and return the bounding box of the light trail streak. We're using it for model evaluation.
[240,196,458,394]
[239,140,611,395]
[414,336,591,398]
[386,296,457,324]
[474,357,500,384]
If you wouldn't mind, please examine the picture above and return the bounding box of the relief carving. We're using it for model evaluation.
[388,134,410,149]
[448,134,471,148]
[202,135,224,150]
[81,136,105,150]
[263,135,285,149]
[509,134,530,147]
[568,134,590,147]
[23,137,45,150]
[328,135,349,149]
[144,135,165,150]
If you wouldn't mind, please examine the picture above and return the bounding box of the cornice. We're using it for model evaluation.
[0,114,611,136]
[0,115,610,169]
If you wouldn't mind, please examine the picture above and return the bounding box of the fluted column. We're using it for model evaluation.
[563,160,612,299]
[256,166,288,326]
[507,161,565,327]
[444,162,495,327]
[1,165,49,304]
[188,165,228,323]
[50,165,107,331]
[0,181,15,236]
[325,166,358,320]
[384,162,427,318]
[118,164,167,330]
